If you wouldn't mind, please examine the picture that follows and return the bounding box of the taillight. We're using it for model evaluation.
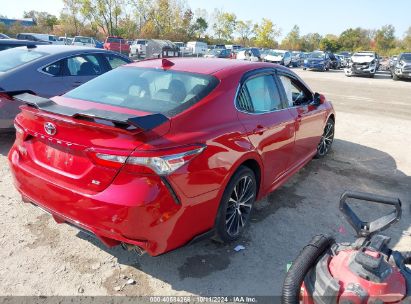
[14,123,24,135]
[91,145,206,175]
[0,92,12,101]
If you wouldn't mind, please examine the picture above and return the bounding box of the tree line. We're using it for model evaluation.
[0,0,410,55]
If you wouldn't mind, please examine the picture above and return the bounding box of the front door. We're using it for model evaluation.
[278,74,326,167]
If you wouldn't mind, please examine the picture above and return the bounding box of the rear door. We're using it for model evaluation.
[236,70,296,190]
[278,72,326,166]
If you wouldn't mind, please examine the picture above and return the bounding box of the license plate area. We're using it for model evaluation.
[30,138,90,174]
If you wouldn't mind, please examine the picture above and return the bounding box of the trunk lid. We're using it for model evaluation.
[15,96,170,193]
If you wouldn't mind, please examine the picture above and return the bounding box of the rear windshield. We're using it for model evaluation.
[309,52,325,59]
[0,48,46,72]
[74,37,92,44]
[64,67,219,117]
[107,37,125,43]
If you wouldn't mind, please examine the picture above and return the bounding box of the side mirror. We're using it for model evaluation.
[313,92,326,106]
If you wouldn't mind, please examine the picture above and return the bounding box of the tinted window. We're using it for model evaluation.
[43,61,62,76]
[239,75,282,113]
[64,55,103,76]
[0,48,46,72]
[279,75,312,106]
[74,37,92,44]
[64,67,219,116]
[106,55,129,69]
[107,37,125,43]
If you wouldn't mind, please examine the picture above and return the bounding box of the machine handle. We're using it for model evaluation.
[339,191,402,238]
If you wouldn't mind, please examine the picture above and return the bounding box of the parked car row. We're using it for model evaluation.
[0,45,132,131]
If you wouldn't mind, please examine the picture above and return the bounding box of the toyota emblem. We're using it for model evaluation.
[44,122,57,136]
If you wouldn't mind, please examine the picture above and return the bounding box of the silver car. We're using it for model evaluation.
[0,45,132,131]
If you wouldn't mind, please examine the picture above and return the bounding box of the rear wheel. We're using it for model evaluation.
[214,166,257,243]
[315,119,334,158]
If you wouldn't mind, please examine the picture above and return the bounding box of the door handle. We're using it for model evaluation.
[253,124,266,135]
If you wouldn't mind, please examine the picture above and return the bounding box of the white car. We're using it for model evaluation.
[130,39,147,58]
[344,52,378,78]
[187,41,208,55]
[72,36,96,47]
[174,42,192,56]
[236,48,261,62]
[264,50,292,66]
[59,37,73,45]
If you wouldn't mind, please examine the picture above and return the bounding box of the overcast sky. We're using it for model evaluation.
[1,0,410,38]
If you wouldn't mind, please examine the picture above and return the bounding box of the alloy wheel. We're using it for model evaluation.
[317,121,334,156]
[225,175,255,237]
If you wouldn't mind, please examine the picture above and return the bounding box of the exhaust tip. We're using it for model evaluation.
[121,242,146,256]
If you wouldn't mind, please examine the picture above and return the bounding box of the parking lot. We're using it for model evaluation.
[0,68,410,297]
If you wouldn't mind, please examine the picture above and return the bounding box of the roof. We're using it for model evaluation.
[128,58,274,75]
[12,45,103,55]
[0,39,47,45]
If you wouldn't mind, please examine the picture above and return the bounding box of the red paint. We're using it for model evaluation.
[8,58,335,256]
[103,36,130,54]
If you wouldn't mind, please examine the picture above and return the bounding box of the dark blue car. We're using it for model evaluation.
[303,51,331,71]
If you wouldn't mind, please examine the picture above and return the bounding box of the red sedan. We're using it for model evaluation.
[8,58,335,256]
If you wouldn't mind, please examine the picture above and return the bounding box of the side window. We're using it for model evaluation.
[42,61,62,76]
[279,75,312,107]
[106,55,129,69]
[237,74,282,113]
[63,55,103,76]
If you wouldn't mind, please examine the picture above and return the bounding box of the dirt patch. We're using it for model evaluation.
[24,214,60,249]
[102,266,154,295]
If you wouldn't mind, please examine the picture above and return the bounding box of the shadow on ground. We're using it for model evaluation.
[0,133,14,157]
[75,139,411,296]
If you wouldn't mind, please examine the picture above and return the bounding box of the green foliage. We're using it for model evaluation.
[281,25,301,50]
[374,25,396,53]
[236,20,253,46]
[253,18,280,48]
[338,27,372,51]
[300,33,322,52]
[319,37,341,53]
[213,10,237,42]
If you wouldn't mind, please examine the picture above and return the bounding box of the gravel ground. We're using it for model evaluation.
[0,68,410,297]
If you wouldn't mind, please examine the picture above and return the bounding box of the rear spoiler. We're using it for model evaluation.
[13,93,169,132]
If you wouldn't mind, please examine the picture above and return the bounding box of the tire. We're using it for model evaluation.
[315,118,334,158]
[214,166,257,243]
[393,74,399,81]
[303,68,307,70]
[369,74,375,78]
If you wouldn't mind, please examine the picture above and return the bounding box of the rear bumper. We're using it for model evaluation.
[8,145,220,256]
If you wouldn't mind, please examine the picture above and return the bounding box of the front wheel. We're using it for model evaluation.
[214,166,257,243]
[315,119,334,158]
